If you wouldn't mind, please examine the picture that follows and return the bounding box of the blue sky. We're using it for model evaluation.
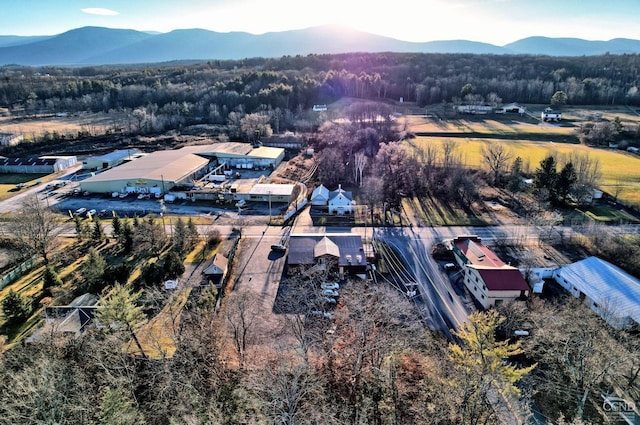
[2,0,639,45]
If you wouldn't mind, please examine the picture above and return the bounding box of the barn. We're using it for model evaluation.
[553,257,640,329]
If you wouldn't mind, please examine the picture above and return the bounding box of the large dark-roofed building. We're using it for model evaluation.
[288,233,367,276]
[0,156,77,173]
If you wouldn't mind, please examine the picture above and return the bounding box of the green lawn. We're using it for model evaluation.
[575,204,640,223]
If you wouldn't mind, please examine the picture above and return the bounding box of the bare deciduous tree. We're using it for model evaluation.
[481,142,513,186]
[352,150,367,187]
[7,195,63,264]
[224,289,260,368]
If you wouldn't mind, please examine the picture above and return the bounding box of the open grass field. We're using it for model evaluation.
[405,111,640,207]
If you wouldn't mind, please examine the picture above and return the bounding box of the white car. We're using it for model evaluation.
[323,297,337,305]
[322,289,339,297]
[444,263,457,271]
[321,282,339,290]
[74,208,87,216]
[86,209,97,217]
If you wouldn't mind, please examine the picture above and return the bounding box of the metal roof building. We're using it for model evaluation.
[82,149,141,170]
[80,148,210,194]
[79,142,286,194]
[288,233,367,276]
[553,257,640,329]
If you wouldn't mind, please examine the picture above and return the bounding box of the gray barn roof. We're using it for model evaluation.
[556,256,640,325]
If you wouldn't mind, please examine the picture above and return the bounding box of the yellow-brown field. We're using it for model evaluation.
[0,112,120,138]
[405,110,640,206]
[410,136,640,205]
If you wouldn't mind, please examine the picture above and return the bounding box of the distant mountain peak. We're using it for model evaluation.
[0,26,638,66]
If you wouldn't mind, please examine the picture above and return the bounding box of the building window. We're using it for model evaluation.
[473,286,477,292]
[481,295,485,299]
[495,299,503,306]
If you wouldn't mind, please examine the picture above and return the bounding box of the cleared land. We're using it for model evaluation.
[0,112,120,139]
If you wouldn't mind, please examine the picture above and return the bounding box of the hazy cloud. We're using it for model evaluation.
[81,8,120,16]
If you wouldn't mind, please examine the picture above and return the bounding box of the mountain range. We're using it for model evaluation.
[1,25,639,66]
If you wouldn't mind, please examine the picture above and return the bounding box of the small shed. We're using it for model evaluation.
[203,254,228,288]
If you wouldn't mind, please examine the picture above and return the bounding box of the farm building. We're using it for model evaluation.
[311,184,330,206]
[451,235,530,309]
[496,103,526,114]
[328,185,355,215]
[457,104,493,114]
[0,155,77,173]
[552,257,640,329]
[0,132,23,146]
[82,149,142,171]
[288,233,367,277]
[541,108,562,122]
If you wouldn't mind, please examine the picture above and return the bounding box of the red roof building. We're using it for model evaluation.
[451,236,529,309]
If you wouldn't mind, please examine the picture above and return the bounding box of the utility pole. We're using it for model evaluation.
[268,190,272,225]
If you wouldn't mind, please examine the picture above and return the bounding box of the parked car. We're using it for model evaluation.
[74,208,87,216]
[322,289,339,297]
[444,263,457,271]
[86,209,97,217]
[321,282,340,290]
[271,244,286,252]
[323,297,337,305]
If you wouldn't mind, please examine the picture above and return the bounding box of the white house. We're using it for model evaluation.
[328,185,355,215]
[311,184,330,206]
[541,108,562,122]
[553,257,640,329]
[451,235,530,309]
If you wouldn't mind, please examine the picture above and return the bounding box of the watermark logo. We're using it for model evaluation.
[602,396,636,418]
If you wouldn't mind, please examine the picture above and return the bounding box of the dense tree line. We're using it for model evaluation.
[2,52,640,137]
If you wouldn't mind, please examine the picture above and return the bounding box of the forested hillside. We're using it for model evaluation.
[2,52,640,127]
